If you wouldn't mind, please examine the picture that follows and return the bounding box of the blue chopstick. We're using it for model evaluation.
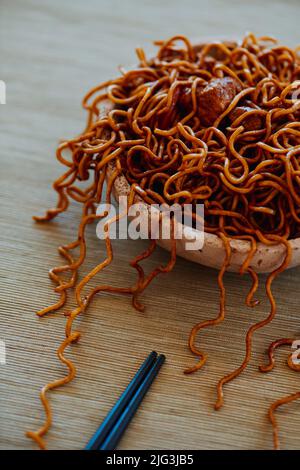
[99,354,165,450]
[85,351,158,450]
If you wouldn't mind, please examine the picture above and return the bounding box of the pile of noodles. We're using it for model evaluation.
[27,34,300,450]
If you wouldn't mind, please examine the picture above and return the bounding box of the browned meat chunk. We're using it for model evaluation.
[197,77,242,126]
[178,84,206,114]
[229,106,263,131]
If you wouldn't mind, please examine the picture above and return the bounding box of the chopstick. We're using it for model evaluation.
[99,353,165,450]
[85,351,165,450]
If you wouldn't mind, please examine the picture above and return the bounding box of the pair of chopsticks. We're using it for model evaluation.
[85,351,165,450]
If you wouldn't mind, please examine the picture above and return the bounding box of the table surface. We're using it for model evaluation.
[1,0,300,450]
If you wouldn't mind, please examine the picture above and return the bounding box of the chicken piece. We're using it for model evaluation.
[197,77,242,126]
[229,106,263,131]
[178,85,205,113]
